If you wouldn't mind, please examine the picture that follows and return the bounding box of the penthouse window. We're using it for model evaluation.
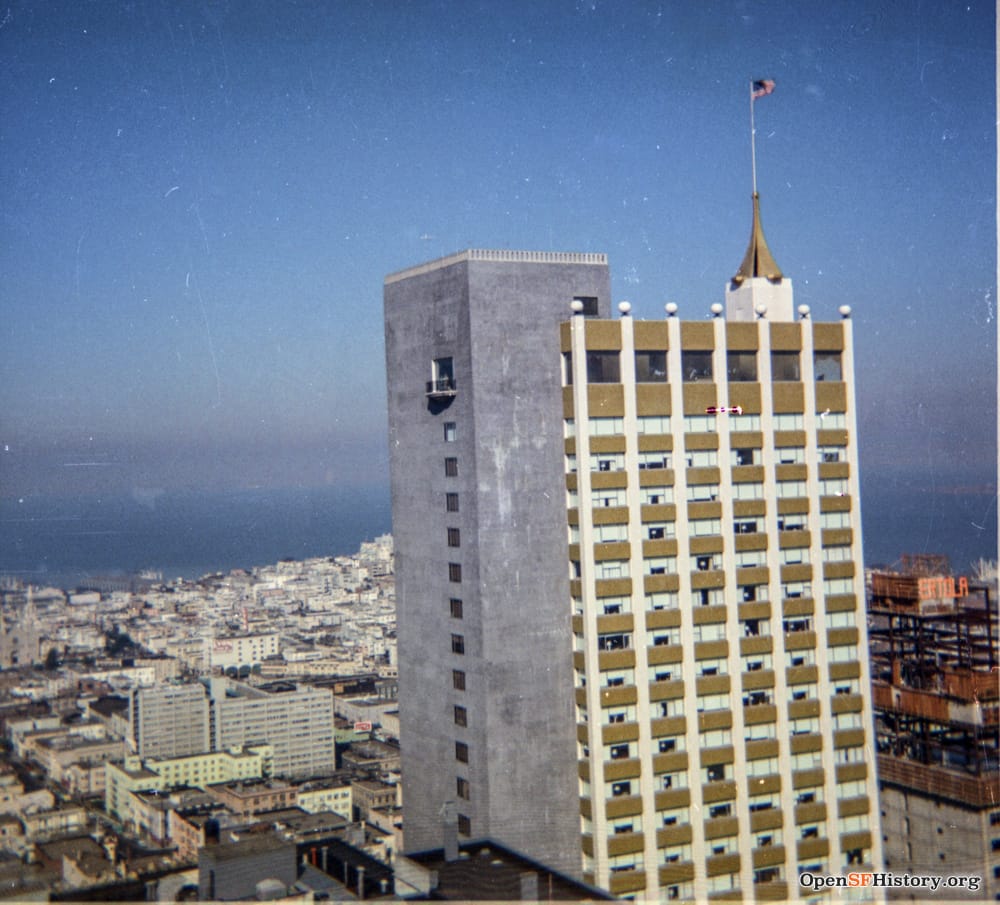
[449,598,463,618]
[455,741,469,763]
[597,632,632,651]
[456,777,470,800]
[450,634,465,655]
[446,492,459,512]
[457,814,471,835]
[682,350,713,382]
[448,562,462,582]
[453,705,467,726]
[727,351,757,381]
[452,670,466,690]
[635,350,667,382]
[428,357,456,396]
[586,351,620,383]
[574,295,600,316]
[443,422,456,442]
[771,351,800,381]
[444,457,458,477]
[814,351,842,381]
[447,527,461,547]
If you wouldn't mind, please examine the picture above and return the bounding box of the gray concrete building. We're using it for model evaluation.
[129,684,210,760]
[384,249,612,875]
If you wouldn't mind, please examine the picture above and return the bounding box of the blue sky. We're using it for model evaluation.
[1,1,995,519]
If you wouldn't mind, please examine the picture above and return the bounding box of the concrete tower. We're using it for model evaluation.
[384,249,611,873]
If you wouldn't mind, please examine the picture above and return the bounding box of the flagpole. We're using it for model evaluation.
[749,79,758,196]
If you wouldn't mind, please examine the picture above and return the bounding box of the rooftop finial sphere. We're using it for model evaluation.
[710,303,723,317]
[839,305,852,319]
[754,303,768,318]
[618,301,632,315]
[665,302,678,316]
[797,304,811,319]
[570,299,584,313]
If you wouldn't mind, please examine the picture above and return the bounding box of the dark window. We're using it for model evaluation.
[611,781,632,797]
[443,421,456,442]
[727,350,757,381]
[453,705,467,726]
[449,598,463,619]
[682,350,713,382]
[563,352,573,386]
[814,351,842,382]
[658,738,676,753]
[447,527,461,547]
[451,634,465,655]
[846,848,863,865]
[452,669,465,691]
[635,350,667,382]
[446,492,460,512]
[448,562,462,583]
[754,868,781,884]
[771,351,800,381]
[648,526,665,540]
[444,457,458,477]
[733,448,756,466]
[455,741,469,763]
[456,777,470,800]
[610,744,630,760]
[586,351,621,383]
[706,764,726,782]
[574,296,600,316]
[457,814,471,836]
[709,803,732,818]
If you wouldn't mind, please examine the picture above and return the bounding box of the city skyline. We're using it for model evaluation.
[1,1,995,569]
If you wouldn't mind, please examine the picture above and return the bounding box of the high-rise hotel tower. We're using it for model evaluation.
[385,199,882,900]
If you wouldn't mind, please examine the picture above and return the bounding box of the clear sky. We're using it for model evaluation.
[1,2,995,527]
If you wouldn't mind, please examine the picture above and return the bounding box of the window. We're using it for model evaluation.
[591,453,626,472]
[777,446,806,464]
[686,449,718,467]
[452,669,466,690]
[574,295,599,316]
[820,511,851,529]
[814,351,842,381]
[732,447,759,466]
[709,803,732,819]
[432,356,455,391]
[682,350,713,381]
[448,562,462,583]
[646,591,678,610]
[447,527,461,547]
[818,411,847,429]
[771,351,800,381]
[596,523,628,543]
[777,480,807,498]
[610,743,631,760]
[705,763,728,782]
[635,350,667,382]
[732,482,764,500]
[453,705,467,726]
[457,814,471,835]
[818,445,844,463]
[641,486,672,505]
[773,413,804,430]
[456,777,470,800]
[727,350,757,381]
[592,488,627,508]
[611,781,632,797]
[444,457,458,477]
[734,518,762,534]
[729,412,761,431]
[684,414,717,432]
[451,634,465,655]
[563,352,573,386]
[690,518,721,536]
[449,598,463,619]
[638,451,671,469]
[645,557,676,576]
[586,351,620,383]
[596,560,629,579]
[589,416,624,435]
[455,741,469,763]
[821,478,849,496]
[598,633,632,651]
[443,421,456,442]
[446,492,460,512]
[646,523,674,540]
[638,415,670,433]
[687,483,719,502]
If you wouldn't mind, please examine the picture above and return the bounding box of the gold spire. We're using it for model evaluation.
[731,192,783,284]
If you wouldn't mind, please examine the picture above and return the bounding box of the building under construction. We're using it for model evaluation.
[868,554,998,899]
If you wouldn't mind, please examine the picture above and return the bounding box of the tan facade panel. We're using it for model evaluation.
[821,528,853,547]
[818,462,850,480]
[828,662,861,681]
[652,752,689,774]
[602,723,641,745]
[752,845,786,868]
[772,382,805,413]
[735,534,769,552]
[637,433,674,452]
[651,717,688,738]
[699,744,735,766]
[820,494,852,512]
[692,604,728,625]
[785,631,818,651]
[726,321,760,349]
[690,570,725,590]
[776,498,809,516]
[834,728,867,749]
[591,471,628,491]
[589,435,627,453]
[817,428,849,446]
[794,801,827,824]
[646,609,683,630]
[822,562,855,581]
[696,675,731,697]
[792,768,826,789]
[788,700,821,720]
[741,669,776,691]
[727,383,762,414]
[840,830,873,852]
[702,781,738,804]
[638,468,676,486]
[769,322,802,350]
[607,831,645,856]
[778,529,811,549]
[640,503,676,522]
[780,563,814,583]
[680,321,715,349]
[682,383,717,414]
[684,433,720,451]
[704,816,740,840]
[647,645,684,666]
[584,319,622,350]
[739,636,773,657]
[827,627,859,646]
[698,710,733,732]
[797,837,830,860]
[599,684,638,707]
[656,824,694,847]
[594,577,632,597]
[635,383,671,415]
[730,430,764,448]
[775,463,808,481]
[689,536,724,555]
[559,320,572,351]
[603,759,642,781]
[694,640,729,660]
[781,598,814,618]
[747,774,782,796]
[743,704,778,725]
[593,541,630,561]
[705,852,741,876]
[812,322,844,351]
[563,385,575,416]
[824,594,857,613]
[835,763,868,783]
[648,679,686,702]
[597,649,636,671]
[643,574,681,594]
[608,871,648,897]
[745,739,781,760]
[643,539,679,558]
[837,795,871,818]
[592,507,630,525]
[634,320,670,349]
[604,796,644,819]
[786,665,820,686]
[831,694,864,715]
[658,863,696,885]
[773,429,806,448]
[815,382,847,413]
[750,808,784,832]
[587,384,624,416]
[732,500,767,518]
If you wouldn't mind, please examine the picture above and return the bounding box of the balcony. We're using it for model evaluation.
[425,377,457,399]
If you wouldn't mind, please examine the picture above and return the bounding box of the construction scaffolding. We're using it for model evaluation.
[868,556,998,807]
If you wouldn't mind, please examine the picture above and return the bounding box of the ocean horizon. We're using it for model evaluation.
[0,474,995,590]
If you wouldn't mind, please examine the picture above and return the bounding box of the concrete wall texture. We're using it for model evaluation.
[384,250,611,875]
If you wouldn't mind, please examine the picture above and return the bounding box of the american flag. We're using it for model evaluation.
[752,79,776,99]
